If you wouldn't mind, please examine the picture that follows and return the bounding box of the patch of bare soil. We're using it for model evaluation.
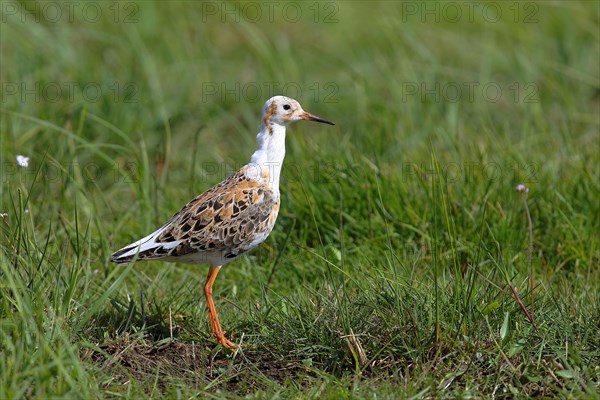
[83,336,306,394]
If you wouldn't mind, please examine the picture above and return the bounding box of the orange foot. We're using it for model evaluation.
[204,266,238,351]
[215,333,237,349]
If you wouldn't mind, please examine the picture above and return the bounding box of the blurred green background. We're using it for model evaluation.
[1,1,598,398]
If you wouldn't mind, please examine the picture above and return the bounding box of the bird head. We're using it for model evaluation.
[261,96,335,128]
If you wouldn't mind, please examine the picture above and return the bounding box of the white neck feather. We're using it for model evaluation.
[249,122,286,198]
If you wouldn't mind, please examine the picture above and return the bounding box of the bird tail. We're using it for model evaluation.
[110,244,139,264]
[110,225,173,264]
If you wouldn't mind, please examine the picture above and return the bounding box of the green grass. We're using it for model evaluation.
[1,1,599,398]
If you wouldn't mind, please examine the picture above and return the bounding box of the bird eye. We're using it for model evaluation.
[283,104,291,110]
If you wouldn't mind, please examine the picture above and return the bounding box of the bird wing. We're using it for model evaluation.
[111,168,279,264]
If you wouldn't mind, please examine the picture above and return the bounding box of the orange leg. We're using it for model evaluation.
[204,265,236,349]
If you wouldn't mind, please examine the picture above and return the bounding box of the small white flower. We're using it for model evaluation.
[16,155,29,167]
[516,184,529,193]
[24,209,29,214]
[0,213,7,218]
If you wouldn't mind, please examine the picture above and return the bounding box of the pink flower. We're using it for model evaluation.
[516,184,529,193]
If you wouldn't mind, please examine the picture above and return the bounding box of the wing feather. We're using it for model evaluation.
[111,167,278,264]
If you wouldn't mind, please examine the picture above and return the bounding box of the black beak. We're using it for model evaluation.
[301,112,335,126]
